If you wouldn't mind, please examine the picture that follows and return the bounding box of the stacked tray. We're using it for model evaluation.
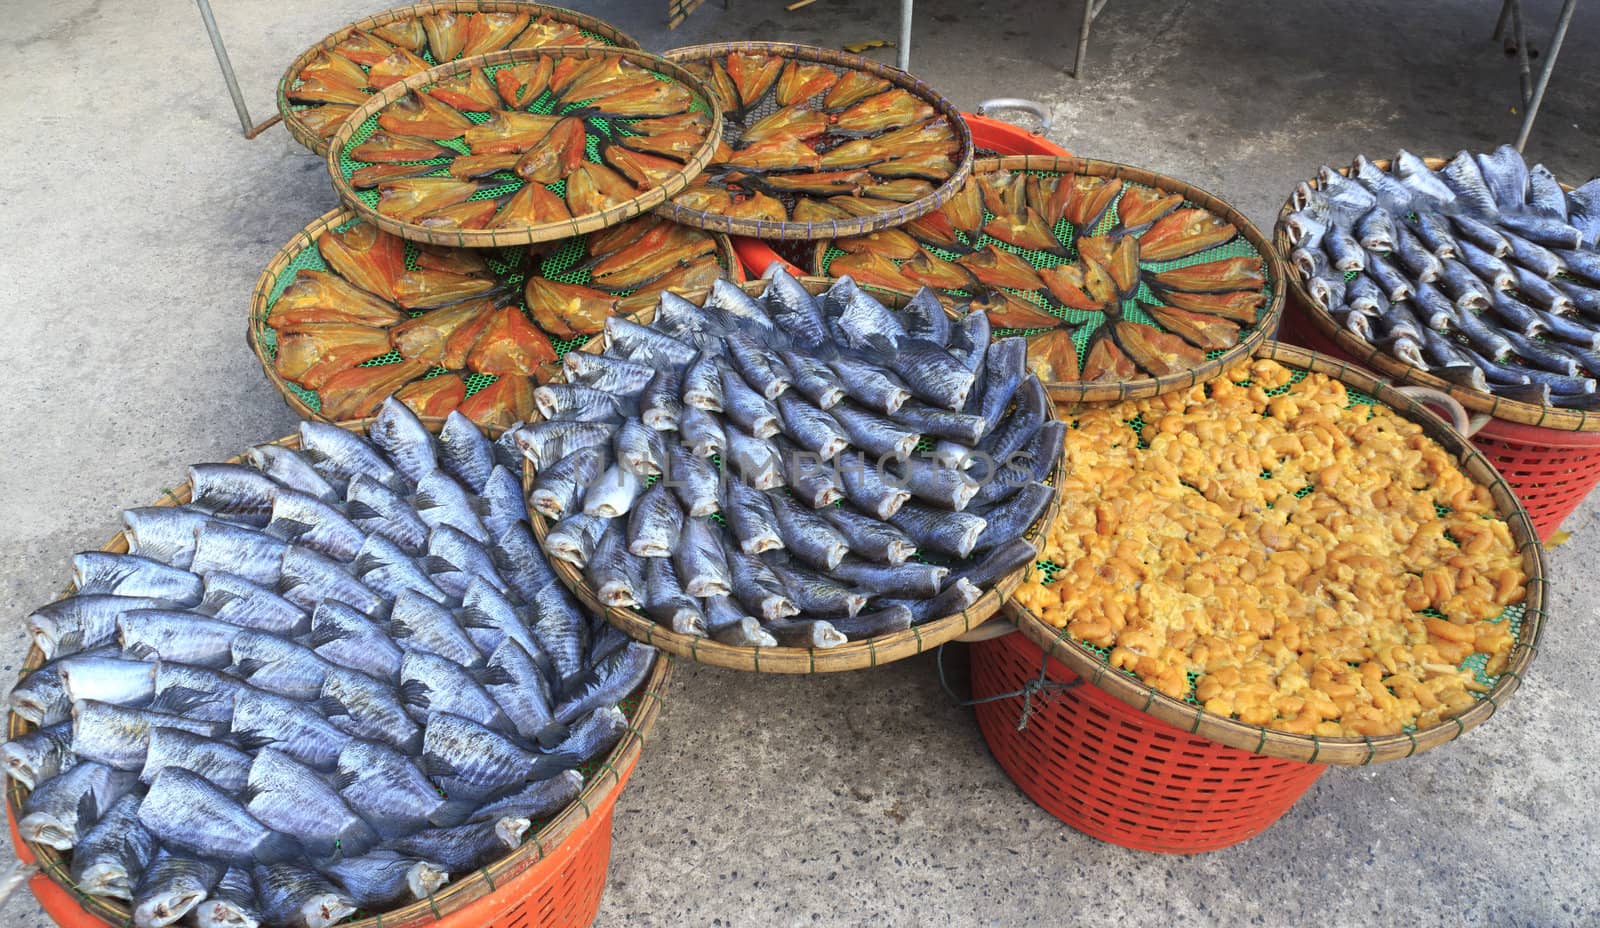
[658,42,975,241]
[815,156,1285,402]
[522,275,1064,672]
[249,209,742,427]
[279,1,640,155]
[326,46,723,247]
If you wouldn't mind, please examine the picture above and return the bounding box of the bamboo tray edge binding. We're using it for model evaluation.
[278,0,643,156]
[655,42,976,242]
[4,419,672,928]
[1004,341,1546,766]
[1274,156,1600,432]
[522,277,1065,673]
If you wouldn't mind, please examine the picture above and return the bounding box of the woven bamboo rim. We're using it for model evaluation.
[813,154,1287,405]
[4,418,671,928]
[523,277,1064,673]
[325,46,723,248]
[279,1,642,156]
[654,42,976,242]
[1274,157,1600,432]
[1005,341,1546,765]
[247,206,741,423]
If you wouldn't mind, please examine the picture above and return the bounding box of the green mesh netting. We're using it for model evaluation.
[1031,367,1523,722]
[820,170,1275,368]
[257,213,731,413]
[334,59,708,219]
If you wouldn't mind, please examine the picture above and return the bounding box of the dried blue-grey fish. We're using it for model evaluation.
[72,553,202,605]
[246,747,379,861]
[190,865,262,928]
[300,421,400,490]
[254,862,355,928]
[133,848,222,928]
[19,760,138,850]
[321,850,449,911]
[246,445,340,504]
[390,588,483,667]
[188,463,281,527]
[118,610,244,668]
[139,767,298,863]
[371,396,441,488]
[201,571,309,635]
[309,600,402,681]
[230,687,346,770]
[69,793,153,901]
[2,722,74,790]
[643,556,706,636]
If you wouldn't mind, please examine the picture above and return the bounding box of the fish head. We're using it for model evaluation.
[494,814,532,848]
[409,861,452,899]
[134,889,209,927]
[303,894,358,928]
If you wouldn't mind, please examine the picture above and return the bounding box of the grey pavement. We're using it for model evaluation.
[1,1,1597,926]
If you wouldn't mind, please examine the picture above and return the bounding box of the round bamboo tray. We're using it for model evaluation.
[1274,156,1600,432]
[730,107,1075,281]
[656,42,975,241]
[523,277,1064,673]
[814,155,1285,404]
[247,206,743,424]
[326,46,723,248]
[279,1,641,156]
[4,418,671,928]
[1005,342,1546,766]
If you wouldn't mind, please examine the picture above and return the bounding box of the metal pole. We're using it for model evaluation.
[897,0,912,71]
[195,0,255,135]
[1492,0,1512,40]
[1509,0,1533,106]
[1072,0,1106,79]
[1515,0,1579,151]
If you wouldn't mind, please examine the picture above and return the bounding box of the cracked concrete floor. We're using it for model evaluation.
[1,0,1597,925]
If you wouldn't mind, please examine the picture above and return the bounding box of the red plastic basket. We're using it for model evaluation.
[7,754,638,928]
[970,631,1326,854]
[1278,294,1600,541]
[731,108,1073,279]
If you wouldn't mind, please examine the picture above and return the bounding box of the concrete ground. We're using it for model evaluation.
[2,0,1597,925]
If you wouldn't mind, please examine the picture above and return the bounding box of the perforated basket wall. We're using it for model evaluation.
[1004,342,1545,767]
[249,207,742,424]
[4,421,672,928]
[971,630,1326,854]
[279,1,642,156]
[1279,297,1600,541]
[815,156,1285,403]
[325,47,723,247]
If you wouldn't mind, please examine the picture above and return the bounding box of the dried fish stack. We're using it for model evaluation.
[6,402,655,928]
[1283,145,1600,409]
[279,5,638,154]
[661,44,973,237]
[256,213,733,428]
[819,158,1277,391]
[522,269,1059,649]
[326,47,721,247]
